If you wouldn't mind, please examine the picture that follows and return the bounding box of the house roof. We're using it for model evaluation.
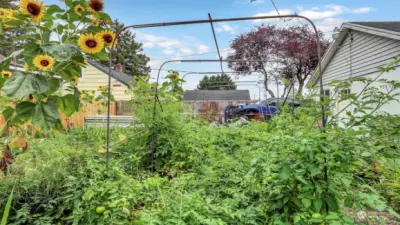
[87,59,133,87]
[350,22,400,33]
[307,21,400,87]
[184,90,251,101]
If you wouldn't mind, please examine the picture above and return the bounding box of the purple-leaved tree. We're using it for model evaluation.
[227,25,330,97]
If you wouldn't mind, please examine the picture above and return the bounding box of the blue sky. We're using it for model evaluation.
[50,0,400,99]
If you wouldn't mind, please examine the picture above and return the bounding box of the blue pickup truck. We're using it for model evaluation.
[224,98,301,122]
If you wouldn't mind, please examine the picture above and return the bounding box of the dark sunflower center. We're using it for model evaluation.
[27,3,41,16]
[86,40,97,48]
[90,1,104,11]
[3,74,10,77]
[103,34,113,43]
[77,7,83,12]
[40,60,49,67]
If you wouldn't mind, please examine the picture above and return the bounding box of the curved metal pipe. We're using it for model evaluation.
[106,14,324,171]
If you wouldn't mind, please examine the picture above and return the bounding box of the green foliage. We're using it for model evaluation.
[0,0,117,132]
[197,74,237,90]
[0,61,399,224]
[1,183,13,225]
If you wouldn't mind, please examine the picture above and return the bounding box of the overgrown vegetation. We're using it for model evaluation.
[0,62,399,224]
[0,1,399,224]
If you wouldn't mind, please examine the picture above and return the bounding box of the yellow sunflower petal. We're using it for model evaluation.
[74,4,85,16]
[19,0,45,22]
[33,55,55,71]
[78,33,105,54]
[99,30,117,48]
[73,76,79,84]
[1,71,12,78]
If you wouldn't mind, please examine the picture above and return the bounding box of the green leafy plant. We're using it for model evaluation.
[0,0,117,133]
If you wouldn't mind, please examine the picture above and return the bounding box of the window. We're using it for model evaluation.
[323,89,330,97]
[340,89,351,95]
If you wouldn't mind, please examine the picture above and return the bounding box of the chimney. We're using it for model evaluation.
[332,27,340,40]
[115,64,123,72]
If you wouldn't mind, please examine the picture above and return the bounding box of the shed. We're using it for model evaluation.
[184,90,256,122]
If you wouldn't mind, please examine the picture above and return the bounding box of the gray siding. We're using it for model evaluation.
[322,30,400,85]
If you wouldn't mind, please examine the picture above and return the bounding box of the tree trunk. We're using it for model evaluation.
[261,64,275,98]
[281,85,288,98]
[297,79,305,95]
[263,78,275,98]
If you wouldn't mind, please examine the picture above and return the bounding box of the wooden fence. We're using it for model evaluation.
[61,101,118,128]
[0,101,135,132]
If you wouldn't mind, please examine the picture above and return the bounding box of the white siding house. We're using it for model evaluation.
[308,22,400,117]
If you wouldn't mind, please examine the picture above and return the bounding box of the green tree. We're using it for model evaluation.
[197,74,237,90]
[111,20,150,77]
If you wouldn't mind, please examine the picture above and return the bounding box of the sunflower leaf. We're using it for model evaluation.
[2,72,49,98]
[15,101,36,122]
[91,51,109,62]
[0,50,23,70]
[23,42,42,68]
[65,0,74,8]
[32,101,60,131]
[41,43,72,62]
[4,20,26,26]
[46,5,65,15]
[48,94,78,117]
[43,77,61,95]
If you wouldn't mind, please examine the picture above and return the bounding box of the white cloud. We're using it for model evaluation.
[352,7,372,13]
[253,9,294,23]
[180,47,194,54]
[317,18,344,36]
[252,5,372,24]
[142,42,155,48]
[162,49,175,55]
[197,45,210,54]
[135,31,184,49]
[216,22,235,33]
[299,5,345,20]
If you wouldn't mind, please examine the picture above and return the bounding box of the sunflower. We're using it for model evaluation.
[73,76,79,84]
[19,0,45,22]
[99,30,117,48]
[74,4,85,16]
[97,85,103,90]
[91,90,96,94]
[33,55,55,71]
[23,64,30,71]
[1,71,12,78]
[88,0,104,16]
[0,9,18,28]
[168,73,179,80]
[78,33,104,54]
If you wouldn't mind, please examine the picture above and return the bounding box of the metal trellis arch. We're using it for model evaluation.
[105,14,325,172]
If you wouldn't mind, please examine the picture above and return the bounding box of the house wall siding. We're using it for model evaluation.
[322,30,400,85]
[319,30,400,116]
[78,65,131,101]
